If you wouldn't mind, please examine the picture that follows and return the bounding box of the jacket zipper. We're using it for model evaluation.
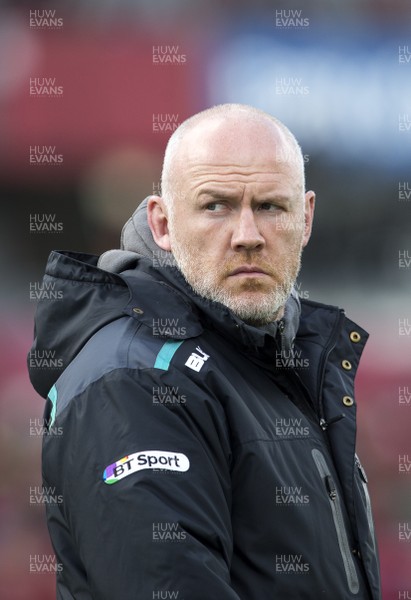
[312,448,360,595]
[355,455,376,553]
[277,318,286,354]
[272,322,322,429]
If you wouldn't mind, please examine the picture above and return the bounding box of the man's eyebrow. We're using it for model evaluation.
[259,195,292,206]
[196,189,293,206]
[197,189,236,199]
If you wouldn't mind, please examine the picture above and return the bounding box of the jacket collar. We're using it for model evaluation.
[120,258,302,359]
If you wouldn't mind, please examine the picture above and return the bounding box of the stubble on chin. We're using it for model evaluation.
[170,242,302,325]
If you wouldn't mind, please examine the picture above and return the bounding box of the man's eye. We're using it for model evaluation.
[205,202,226,212]
[259,202,281,211]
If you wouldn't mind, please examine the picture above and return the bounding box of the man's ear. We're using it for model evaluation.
[147,196,172,251]
[302,191,315,248]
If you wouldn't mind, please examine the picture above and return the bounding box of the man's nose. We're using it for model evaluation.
[231,208,265,252]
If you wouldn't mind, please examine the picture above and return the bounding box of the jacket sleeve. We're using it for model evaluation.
[43,366,242,600]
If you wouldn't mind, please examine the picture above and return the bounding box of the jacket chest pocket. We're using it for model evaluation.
[312,448,360,595]
[355,454,377,554]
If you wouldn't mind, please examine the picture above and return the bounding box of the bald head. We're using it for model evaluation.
[148,103,315,325]
[161,103,305,206]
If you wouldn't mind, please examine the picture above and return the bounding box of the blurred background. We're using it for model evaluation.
[0,0,410,598]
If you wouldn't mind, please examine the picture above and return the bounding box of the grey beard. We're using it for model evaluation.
[171,246,301,326]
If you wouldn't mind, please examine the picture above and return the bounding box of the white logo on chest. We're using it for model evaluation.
[185,346,210,372]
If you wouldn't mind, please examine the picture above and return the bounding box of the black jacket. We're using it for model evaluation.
[28,249,381,600]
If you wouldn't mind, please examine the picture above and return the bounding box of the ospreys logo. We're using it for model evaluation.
[103,451,190,485]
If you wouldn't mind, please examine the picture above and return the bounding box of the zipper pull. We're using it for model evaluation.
[276,319,285,353]
[319,413,346,430]
[325,475,337,500]
[356,459,368,483]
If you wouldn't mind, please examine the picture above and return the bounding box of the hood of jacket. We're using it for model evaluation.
[29,197,303,398]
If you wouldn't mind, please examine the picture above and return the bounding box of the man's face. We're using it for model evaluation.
[150,117,315,325]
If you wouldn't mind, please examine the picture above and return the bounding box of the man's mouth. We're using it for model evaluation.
[228,266,270,277]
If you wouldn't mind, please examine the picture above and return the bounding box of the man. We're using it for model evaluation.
[29,104,381,599]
